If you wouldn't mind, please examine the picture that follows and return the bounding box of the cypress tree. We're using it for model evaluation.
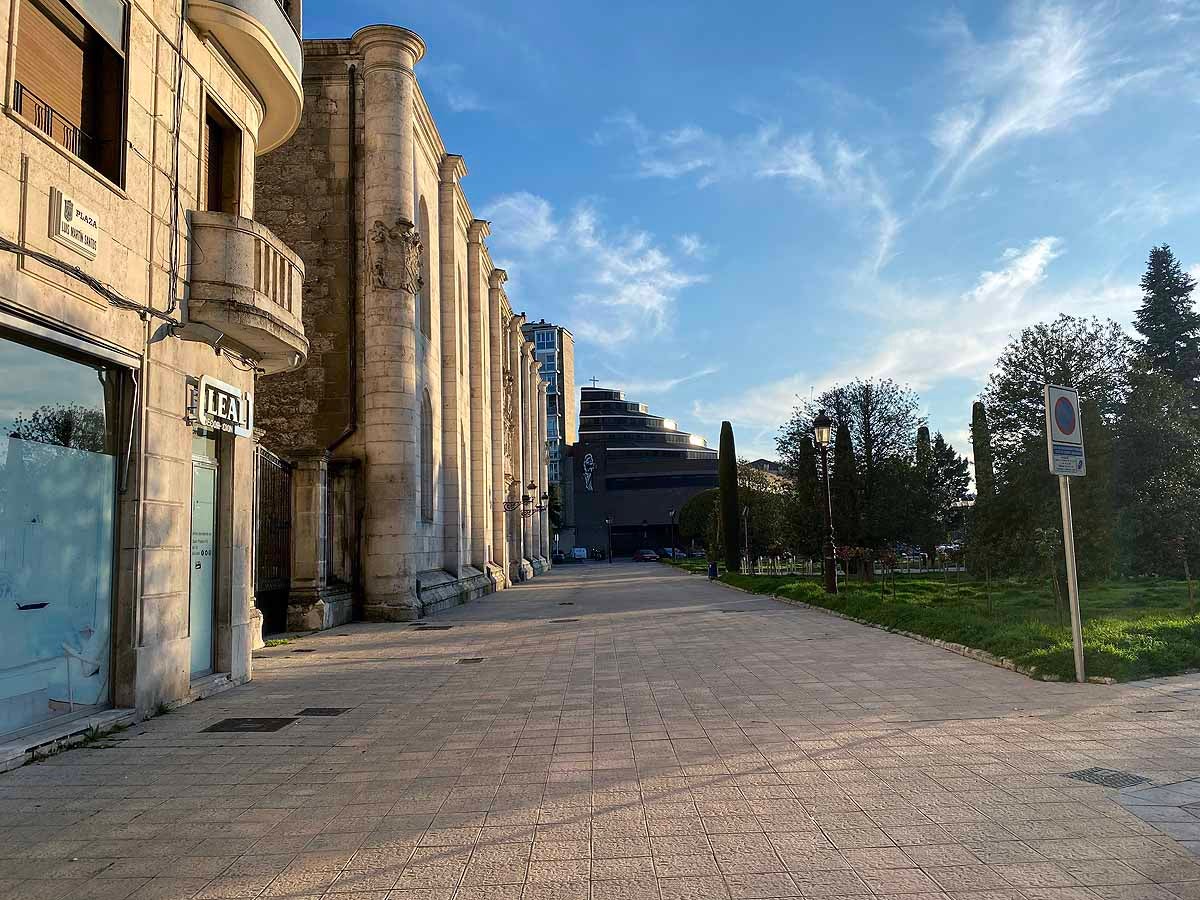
[830,420,862,546]
[970,401,995,500]
[1135,245,1200,398]
[718,421,741,572]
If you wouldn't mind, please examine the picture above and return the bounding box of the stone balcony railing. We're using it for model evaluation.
[188,211,309,374]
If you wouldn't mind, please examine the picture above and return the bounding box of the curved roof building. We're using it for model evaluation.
[572,386,718,556]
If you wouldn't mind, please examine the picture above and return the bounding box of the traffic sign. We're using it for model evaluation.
[1045,384,1085,476]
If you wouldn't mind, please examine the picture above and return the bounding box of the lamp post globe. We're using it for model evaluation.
[812,409,838,594]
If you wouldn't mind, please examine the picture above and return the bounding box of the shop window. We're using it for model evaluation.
[13,0,126,185]
[420,390,433,521]
[0,335,119,738]
[201,98,241,214]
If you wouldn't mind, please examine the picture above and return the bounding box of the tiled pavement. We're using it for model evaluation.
[4,562,1200,900]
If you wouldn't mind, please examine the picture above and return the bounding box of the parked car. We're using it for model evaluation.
[551,550,565,564]
[632,549,659,561]
[658,548,688,559]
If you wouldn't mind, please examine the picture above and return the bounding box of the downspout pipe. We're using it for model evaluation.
[329,63,358,452]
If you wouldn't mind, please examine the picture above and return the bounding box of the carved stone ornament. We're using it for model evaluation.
[502,369,515,463]
[369,217,423,293]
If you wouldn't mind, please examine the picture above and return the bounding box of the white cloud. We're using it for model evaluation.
[608,114,897,274]
[677,233,708,258]
[481,192,703,346]
[928,3,1164,193]
[418,63,486,113]
[693,237,1129,444]
[610,366,721,396]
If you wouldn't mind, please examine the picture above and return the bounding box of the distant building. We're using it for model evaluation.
[572,386,718,555]
[747,458,787,489]
[521,320,576,550]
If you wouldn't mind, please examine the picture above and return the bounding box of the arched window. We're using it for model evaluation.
[420,390,434,521]
[417,196,432,339]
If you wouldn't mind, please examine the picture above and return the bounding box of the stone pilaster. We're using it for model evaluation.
[523,345,537,564]
[488,269,509,584]
[539,379,551,564]
[514,322,529,570]
[286,449,352,631]
[468,221,491,572]
[351,25,426,621]
[438,154,468,577]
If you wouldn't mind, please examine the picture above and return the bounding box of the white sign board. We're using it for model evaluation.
[197,376,253,437]
[49,188,99,259]
[1045,384,1085,477]
[572,547,588,560]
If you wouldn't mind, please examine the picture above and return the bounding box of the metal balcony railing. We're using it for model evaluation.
[13,82,93,160]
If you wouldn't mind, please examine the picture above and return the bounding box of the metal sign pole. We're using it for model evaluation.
[1057,474,1086,683]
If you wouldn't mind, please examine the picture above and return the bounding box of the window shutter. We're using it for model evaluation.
[15,0,86,130]
[201,116,211,211]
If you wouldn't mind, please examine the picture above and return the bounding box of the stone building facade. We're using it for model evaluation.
[255,25,551,627]
[0,0,308,754]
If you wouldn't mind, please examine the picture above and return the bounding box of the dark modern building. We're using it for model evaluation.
[572,386,717,556]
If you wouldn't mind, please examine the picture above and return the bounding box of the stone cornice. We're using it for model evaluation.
[489,268,508,289]
[439,154,468,183]
[469,219,491,244]
[350,25,426,69]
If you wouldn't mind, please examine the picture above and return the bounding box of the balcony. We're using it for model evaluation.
[188,211,308,374]
[187,0,302,153]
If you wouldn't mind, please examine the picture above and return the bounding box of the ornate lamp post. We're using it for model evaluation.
[813,410,838,594]
[521,480,538,519]
[604,515,612,564]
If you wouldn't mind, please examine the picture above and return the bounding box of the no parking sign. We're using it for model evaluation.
[1045,385,1085,476]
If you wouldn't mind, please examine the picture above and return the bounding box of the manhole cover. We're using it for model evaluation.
[550,618,578,623]
[457,658,485,665]
[1064,768,1151,789]
[413,625,452,631]
[292,648,316,653]
[297,708,350,716]
[202,718,296,733]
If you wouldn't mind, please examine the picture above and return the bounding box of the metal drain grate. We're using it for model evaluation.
[559,602,574,606]
[457,658,485,665]
[297,708,350,716]
[413,625,453,631]
[292,648,316,653]
[1064,767,1151,789]
[550,618,578,623]
[203,718,296,733]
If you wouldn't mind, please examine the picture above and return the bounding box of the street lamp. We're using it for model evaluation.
[813,409,838,594]
[604,515,612,563]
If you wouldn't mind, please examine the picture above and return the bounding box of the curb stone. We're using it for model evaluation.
[702,573,1116,686]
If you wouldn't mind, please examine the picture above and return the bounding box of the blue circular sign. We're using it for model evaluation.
[1054,396,1076,436]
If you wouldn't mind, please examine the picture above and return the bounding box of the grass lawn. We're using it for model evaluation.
[699,567,1200,682]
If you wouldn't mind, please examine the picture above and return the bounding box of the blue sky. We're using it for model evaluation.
[307,0,1200,463]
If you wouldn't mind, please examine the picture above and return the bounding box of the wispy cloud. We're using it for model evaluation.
[419,62,487,113]
[677,233,708,258]
[607,114,898,274]
[481,192,704,346]
[926,3,1166,195]
[609,366,721,396]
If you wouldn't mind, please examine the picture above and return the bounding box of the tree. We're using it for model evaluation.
[737,460,786,558]
[9,403,107,452]
[981,315,1130,468]
[718,421,741,571]
[678,488,718,548]
[912,430,970,562]
[1134,245,1200,400]
[547,484,563,532]
[830,420,862,547]
[971,401,994,501]
[780,434,823,558]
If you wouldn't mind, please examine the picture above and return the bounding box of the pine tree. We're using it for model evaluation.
[718,421,741,572]
[1135,245,1200,399]
[783,435,823,557]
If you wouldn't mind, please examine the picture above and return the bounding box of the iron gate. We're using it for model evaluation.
[254,446,291,633]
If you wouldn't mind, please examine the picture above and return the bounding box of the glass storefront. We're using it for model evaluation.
[0,334,118,738]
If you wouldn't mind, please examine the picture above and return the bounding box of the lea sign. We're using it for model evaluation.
[197,376,253,437]
[1045,384,1085,476]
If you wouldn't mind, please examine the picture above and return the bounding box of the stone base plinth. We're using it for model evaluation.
[287,585,354,631]
[416,567,493,616]
[531,556,549,576]
[485,562,507,590]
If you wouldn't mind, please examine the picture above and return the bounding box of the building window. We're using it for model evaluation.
[547,419,559,440]
[0,333,120,738]
[548,461,560,482]
[417,197,432,339]
[13,0,127,185]
[201,97,241,214]
[535,331,554,349]
[420,390,433,521]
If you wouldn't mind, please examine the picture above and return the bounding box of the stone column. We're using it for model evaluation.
[438,154,467,577]
[287,450,330,631]
[468,221,491,571]
[527,350,541,566]
[539,379,551,564]
[351,25,425,620]
[487,269,508,584]
[508,315,526,573]
[515,326,530,567]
